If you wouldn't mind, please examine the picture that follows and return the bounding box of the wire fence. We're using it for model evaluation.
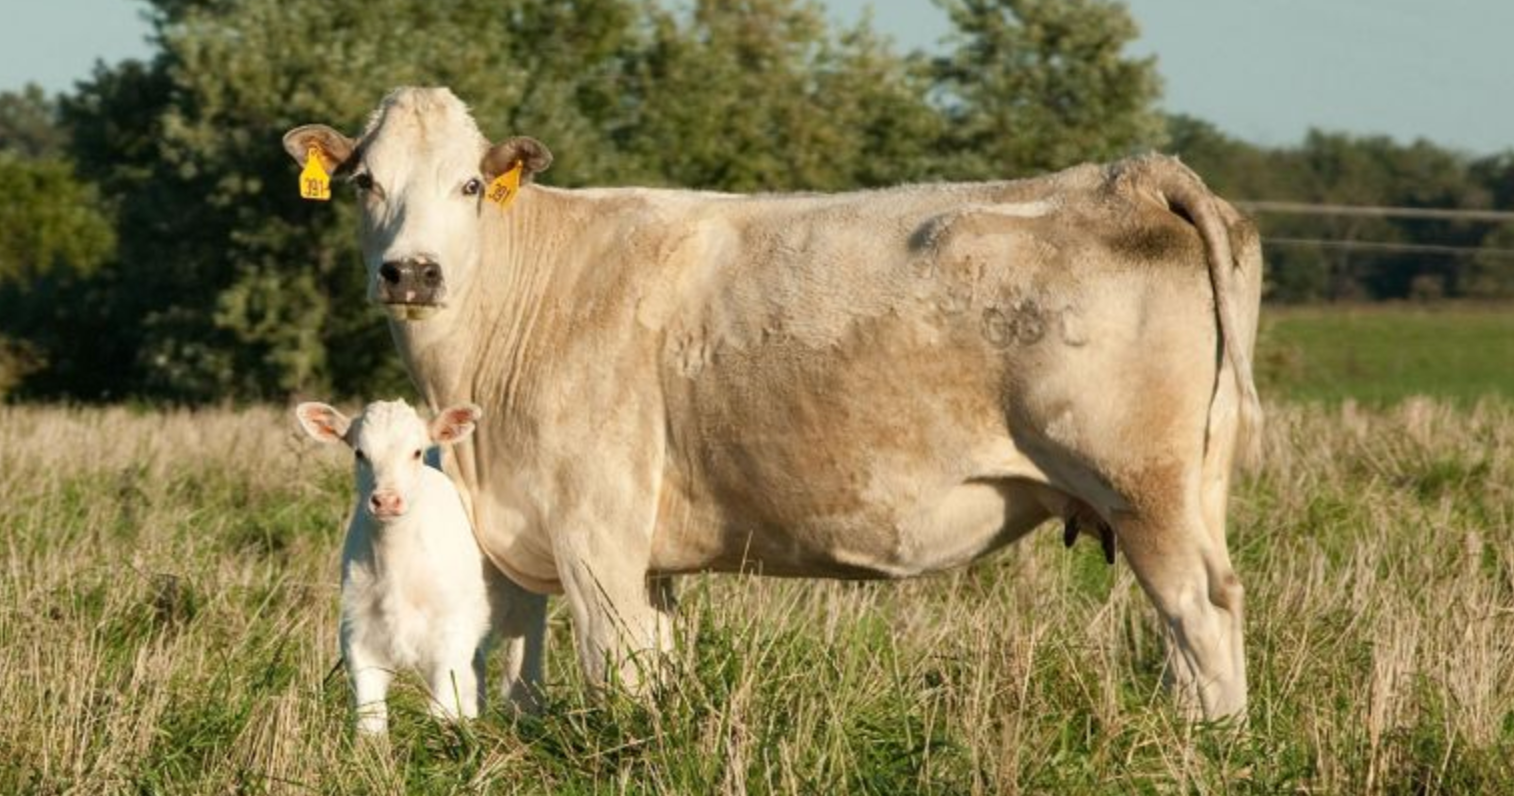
[1240,201,1514,260]
[1239,201,1514,224]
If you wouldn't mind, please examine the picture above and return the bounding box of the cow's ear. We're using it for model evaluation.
[282,124,356,173]
[430,403,482,445]
[482,136,552,184]
[295,402,351,445]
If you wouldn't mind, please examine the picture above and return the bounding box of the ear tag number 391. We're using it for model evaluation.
[486,162,524,211]
[300,147,331,201]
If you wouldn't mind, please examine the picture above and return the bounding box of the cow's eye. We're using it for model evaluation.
[352,173,374,192]
[413,449,423,460]
[354,449,367,462]
[462,178,483,196]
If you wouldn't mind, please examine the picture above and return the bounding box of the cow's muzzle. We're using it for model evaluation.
[376,257,446,320]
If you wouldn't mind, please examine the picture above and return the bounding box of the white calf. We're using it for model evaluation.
[296,399,529,736]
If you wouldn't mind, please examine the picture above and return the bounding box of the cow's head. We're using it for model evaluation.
[282,88,551,322]
[296,398,481,521]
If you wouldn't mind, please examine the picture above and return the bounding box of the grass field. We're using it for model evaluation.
[1258,303,1514,405]
[1,307,1511,793]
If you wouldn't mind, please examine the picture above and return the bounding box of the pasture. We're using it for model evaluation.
[1,307,1511,793]
[1259,303,1514,405]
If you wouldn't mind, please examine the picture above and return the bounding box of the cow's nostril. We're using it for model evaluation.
[379,262,403,285]
[421,263,443,286]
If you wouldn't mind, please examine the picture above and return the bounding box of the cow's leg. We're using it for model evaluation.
[649,575,678,655]
[1116,505,1247,721]
[556,529,664,695]
[1197,456,1248,717]
[490,573,548,712]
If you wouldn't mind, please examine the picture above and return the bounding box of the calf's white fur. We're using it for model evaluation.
[296,399,533,735]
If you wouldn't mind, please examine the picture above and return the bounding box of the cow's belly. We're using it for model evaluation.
[652,307,1060,578]
[650,475,1055,578]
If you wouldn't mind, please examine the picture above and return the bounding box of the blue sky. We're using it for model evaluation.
[4,0,1510,155]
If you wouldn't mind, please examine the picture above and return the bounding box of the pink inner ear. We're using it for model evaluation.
[299,407,344,442]
[433,407,477,442]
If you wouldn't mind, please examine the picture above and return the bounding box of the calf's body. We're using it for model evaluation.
[297,399,542,735]
[340,459,497,733]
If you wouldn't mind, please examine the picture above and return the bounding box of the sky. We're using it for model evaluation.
[2,0,1510,156]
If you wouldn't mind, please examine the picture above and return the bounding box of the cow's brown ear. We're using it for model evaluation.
[482,136,552,184]
[282,125,356,173]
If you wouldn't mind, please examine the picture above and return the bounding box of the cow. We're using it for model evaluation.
[283,86,1263,720]
[296,399,545,733]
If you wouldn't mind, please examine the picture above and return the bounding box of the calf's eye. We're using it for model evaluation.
[462,178,483,196]
[354,449,367,462]
[353,173,374,192]
[413,449,423,460]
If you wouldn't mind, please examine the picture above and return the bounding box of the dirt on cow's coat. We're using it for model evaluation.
[0,399,1509,793]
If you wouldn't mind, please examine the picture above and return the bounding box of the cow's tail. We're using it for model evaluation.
[1150,158,1264,472]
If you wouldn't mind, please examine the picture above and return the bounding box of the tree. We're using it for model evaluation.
[931,0,1164,179]
[615,0,943,192]
[0,157,113,285]
[0,85,67,159]
[1465,155,1514,298]
[0,88,115,397]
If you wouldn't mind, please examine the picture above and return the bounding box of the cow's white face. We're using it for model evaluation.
[283,88,551,323]
[295,399,481,521]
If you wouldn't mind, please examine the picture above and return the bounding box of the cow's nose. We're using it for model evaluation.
[375,257,445,309]
[379,261,405,286]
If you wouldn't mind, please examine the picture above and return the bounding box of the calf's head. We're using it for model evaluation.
[295,399,482,521]
[283,88,552,322]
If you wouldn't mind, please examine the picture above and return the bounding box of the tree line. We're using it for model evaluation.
[0,0,1508,403]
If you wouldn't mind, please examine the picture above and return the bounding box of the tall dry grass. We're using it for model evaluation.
[0,400,1509,793]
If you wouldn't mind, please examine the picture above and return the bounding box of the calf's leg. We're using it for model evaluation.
[346,646,394,736]
[426,648,484,722]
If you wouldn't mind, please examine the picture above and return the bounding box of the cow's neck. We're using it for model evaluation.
[386,185,569,414]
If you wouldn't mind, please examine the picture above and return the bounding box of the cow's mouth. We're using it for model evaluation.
[382,302,442,322]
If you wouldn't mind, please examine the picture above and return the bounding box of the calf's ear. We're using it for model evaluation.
[482,136,552,184]
[430,403,483,445]
[282,124,356,173]
[295,402,352,444]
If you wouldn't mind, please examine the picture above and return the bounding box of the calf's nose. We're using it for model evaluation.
[369,490,406,517]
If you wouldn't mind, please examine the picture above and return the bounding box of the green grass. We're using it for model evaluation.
[1,340,1513,791]
[1257,303,1514,405]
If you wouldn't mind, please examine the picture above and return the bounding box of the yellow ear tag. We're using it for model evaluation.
[485,161,524,211]
[299,147,331,201]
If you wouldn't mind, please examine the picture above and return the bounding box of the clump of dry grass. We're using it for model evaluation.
[0,400,1509,793]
